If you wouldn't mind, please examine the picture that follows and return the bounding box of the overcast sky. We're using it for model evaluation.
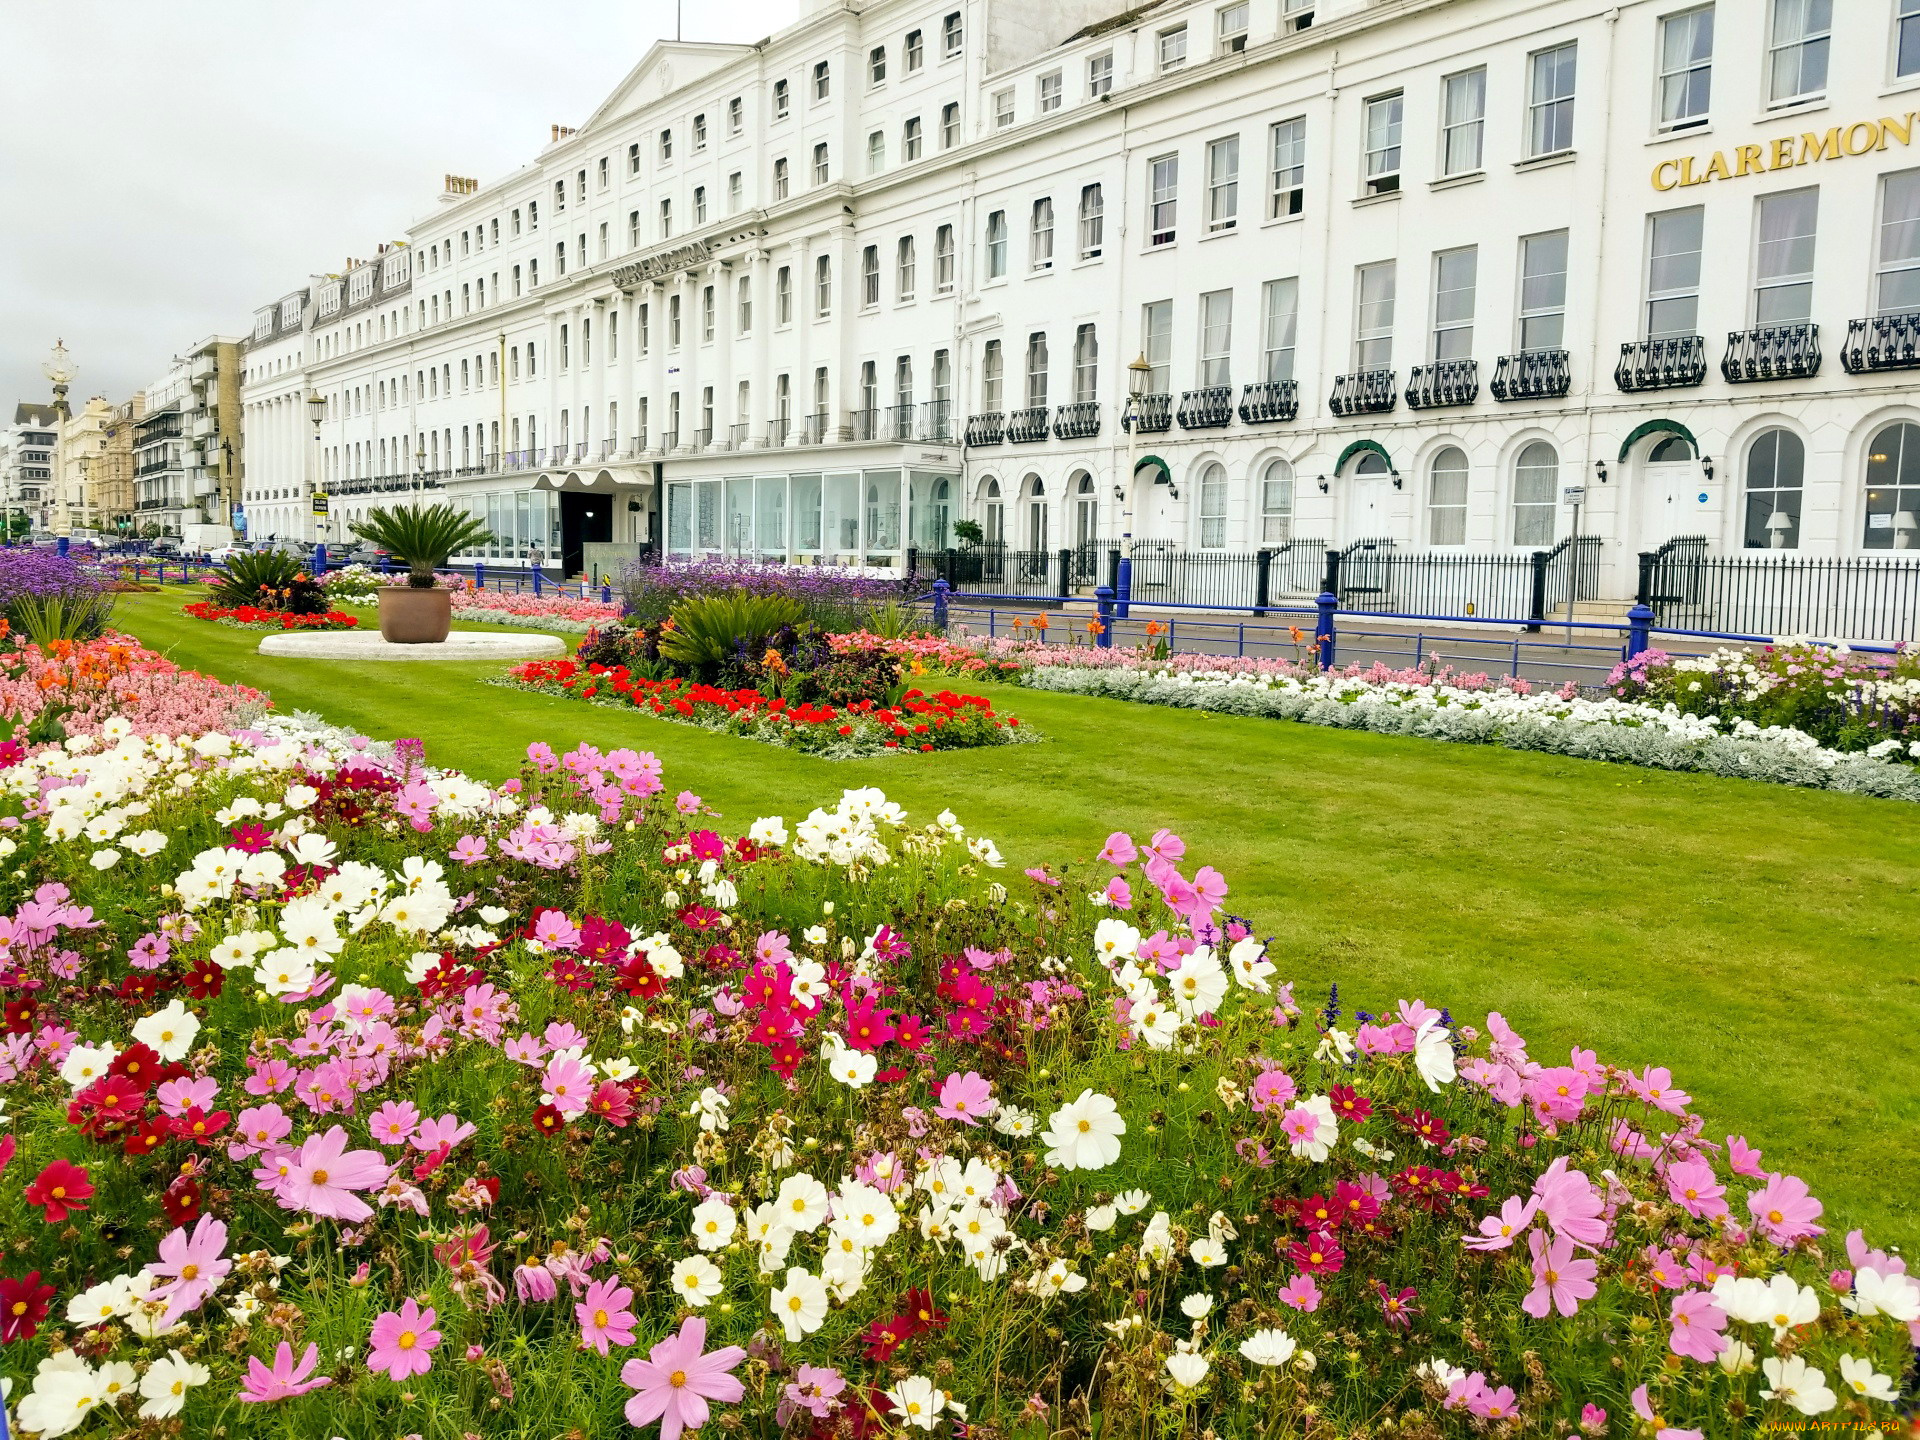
[0,0,798,411]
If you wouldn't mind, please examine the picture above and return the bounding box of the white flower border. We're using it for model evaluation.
[1023,666,1920,802]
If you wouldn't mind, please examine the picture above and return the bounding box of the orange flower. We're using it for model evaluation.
[1145,621,1164,637]
[1087,620,1105,636]
[1033,614,1051,631]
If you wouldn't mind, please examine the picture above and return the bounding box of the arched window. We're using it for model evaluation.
[1197,462,1228,548]
[1073,472,1098,547]
[1743,428,1804,549]
[1648,433,1695,462]
[1024,474,1047,550]
[1864,420,1920,549]
[1260,458,1294,543]
[1428,446,1469,545]
[1512,441,1558,546]
[1351,450,1390,478]
[980,475,1005,545]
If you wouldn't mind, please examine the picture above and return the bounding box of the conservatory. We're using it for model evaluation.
[665,467,957,569]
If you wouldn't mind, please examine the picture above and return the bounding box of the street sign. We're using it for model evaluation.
[312,493,330,516]
[1562,485,1586,504]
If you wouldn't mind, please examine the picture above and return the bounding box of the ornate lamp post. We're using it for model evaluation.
[1116,353,1152,618]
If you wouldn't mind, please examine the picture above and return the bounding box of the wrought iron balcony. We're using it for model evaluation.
[1052,401,1100,439]
[660,429,680,451]
[1177,386,1233,429]
[1614,335,1707,391]
[849,408,879,441]
[1328,369,1397,417]
[1238,380,1299,423]
[1840,313,1920,373]
[803,412,828,444]
[888,404,916,442]
[1721,323,1820,383]
[965,412,1005,446]
[1008,406,1051,443]
[1121,393,1173,433]
[728,423,752,448]
[1404,358,1480,409]
[768,418,790,446]
[1489,349,1571,401]
[691,428,713,450]
[920,401,953,442]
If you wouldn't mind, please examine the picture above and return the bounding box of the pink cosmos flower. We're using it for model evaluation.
[933,1070,996,1127]
[515,1263,558,1302]
[146,1214,232,1323]
[674,790,702,814]
[1146,827,1185,862]
[1098,831,1137,865]
[1664,1159,1728,1220]
[1725,1135,1766,1178]
[1532,1157,1608,1248]
[1103,876,1133,909]
[228,1103,293,1160]
[620,1315,747,1440]
[451,835,489,866]
[1642,1245,1688,1290]
[1523,1229,1598,1318]
[1462,1196,1539,1251]
[1628,1066,1692,1115]
[777,1364,847,1425]
[1666,1289,1728,1363]
[578,1276,638,1355]
[1747,1173,1824,1245]
[368,1298,443,1381]
[369,1099,422,1147]
[1247,1067,1297,1114]
[237,1341,333,1403]
[410,1113,478,1152]
[272,1125,390,1222]
[1277,1273,1322,1311]
[156,1074,219,1117]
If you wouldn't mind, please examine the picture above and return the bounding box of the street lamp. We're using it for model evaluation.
[1117,352,1152,618]
[415,442,428,497]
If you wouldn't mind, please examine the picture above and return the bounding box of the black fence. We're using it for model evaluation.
[1637,538,1920,642]
[1326,536,1602,624]
[909,540,1329,610]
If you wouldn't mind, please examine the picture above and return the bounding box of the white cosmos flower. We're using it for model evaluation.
[1228,935,1274,991]
[689,1199,737,1251]
[1029,1260,1087,1299]
[1837,1354,1898,1402]
[1758,1272,1820,1341]
[821,1037,876,1089]
[1413,1018,1457,1092]
[1114,1189,1151,1215]
[669,1255,725,1307]
[89,848,121,871]
[1179,1293,1212,1318]
[137,1349,209,1420]
[1041,1090,1125,1171]
[1240,1328,1298,1366]
[886,1376,946,1431]
[1188,1237,1227,1268]
[1761,1355,1837,1416]
[748,816,788,846]
[18,1353,104,1438]
[1848,1265,1920,1322]
[1717,1339,1756,1374]
[775,1173,831,1233]
[284,831,337,867]
[59,1042,120,1090]
[1084,1205,1118,1232]
[1167,948,1228,1018]
[1092,918,1141,964]
[66,1276,137,1326]
[770,1266,829,1342]
[124,830,169,857]
[1164,1352,1210,1392]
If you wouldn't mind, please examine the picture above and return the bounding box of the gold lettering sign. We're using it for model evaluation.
[1651,113,1917,190]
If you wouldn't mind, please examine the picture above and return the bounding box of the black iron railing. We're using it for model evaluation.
[1489,349,1571,401]
[1840,313,1920,374]
[1329,369,1397,416]
[965,412,1005,446]
[1238,380,1299,423]
[803,412,828,444]
[1053,402,1100,439]
[1405,358,1480,409]
[920,401,953,442]
[1122,393,1173,434]
[692,428,713,450]
[850,408,879,441]
[1008,406,1050,443]
[1637,540,1920,642]
[888,405,915,442]
[1722,323,1821,383]
[1615,335,1707,391]
[1177,386,1233,429]
[1323,535,1601,625]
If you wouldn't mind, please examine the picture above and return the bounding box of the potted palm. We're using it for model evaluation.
[348,504,492,643]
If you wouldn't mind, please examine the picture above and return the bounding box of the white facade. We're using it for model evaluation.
[250,0,1920,593]
[1,406,59,529]
[239,289,314,544]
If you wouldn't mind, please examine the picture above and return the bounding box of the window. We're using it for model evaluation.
[555,179,566,212]
[659,198,673,239]
[1159,25,1188,72]
[692,114,708,151]
[935,225,955,291]
[1866,421,1920,547]
[629,210,641,247]
[1143,300,1173,391]
[870,46,887,85]
[1073,323,1099,401]
[1753,188,1818,324]
[1744,428,1804,548]
[774,157,790,200]
[556,240,568,276]
[1513,442,1559,546]
[986,210,1008,278]
[1645,206,1705,338]
[777,266,793,324]
[862,245,881,307]
[560,324,571,370]
[1431,247,1477,359]
[578,168,588,203]
[1528,44,1578,157]
[897,235,917,300]
[1441,68,1486,174]
[1025,332,1049,407]
[813,143,829,184]
[903,116,923,161]
[815,254,832,315]
[1206,136,1239,231]
[660,128,674,162]
[639,302,651,354]
[774,78,790,117]
[1283,0,1315,29]
[943,11,963,56]
[627,143,641,177]
[1518,230,1570,351]
[669,295,682,347]
[1261,278,1299,382]
[1039,71,1063,113]
[941,102,960,148]
[1767,0,1830,105]
[868,131,886,174]
[1198,290,1233,386]
[1089,52,1114,97]
[1218,2,1249,53]
[1428,447,1470,545]
[1149,154,1179,245]
[1197,463,1228,548]
[1031,198,1055,270]
[513,207,524,234]
[1354,261,1396,370]
[994,90,1014,129]
[1659,7,1715,131]
[737,275,753,334]
[1902,0,1920,79]
[1269,118,1306,218]
[529,199,538,229]
[728,172,743,212]
[1025,476,1048,549]
[1876,170,1920,314]
[728,97,744,134]
[693,187,708,225]
[813,61,830,99]
[1363,93,1403,194]
[1079,184,1104,257]
[982,339,1003,409]
[905,29,923,71]
[513,263,524,297]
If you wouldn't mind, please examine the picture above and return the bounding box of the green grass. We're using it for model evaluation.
[111,587,1920,1249]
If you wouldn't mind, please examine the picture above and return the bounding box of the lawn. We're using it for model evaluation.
[110,586,1920,1249]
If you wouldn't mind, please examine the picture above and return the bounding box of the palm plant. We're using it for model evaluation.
[659,591,806,670]
[349,505,493,588]
[209,551,301,607]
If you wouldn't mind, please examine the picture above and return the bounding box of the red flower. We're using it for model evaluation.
[23,1158,93,1223]
[860,1313,911,1362]
[1286,1231,1345,1274]
[169,1105,232,1145]
[589,1081,635,1127]
[1397,1108,1449,1145]
[899,1287,947,1334]
[1294,1193,1339,1230]
[162,1175,202,1226]
[2,995,36,1033]
[178,960,225,1000]
[0,1271,56,1343]
[121,1120,167,1158]
[532,1103,566,1136]
[67,1072,147,1137]
[1327,1083,1373,1123]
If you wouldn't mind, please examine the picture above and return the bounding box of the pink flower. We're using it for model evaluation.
[410,1113,478,1152]
[620,1315,747,1440]
[145,1214,232,1323]
[369,1099,422,1147]
[1663,1159,1727,1220]
[1103,876,1133,909]
[368,1298,442,1381]
[1747,1173,1824,1245]
[1627,1065,1691,1115]
[1099,832,1137,865]
[1580,1403,1607,1433]
[1641,1245,1688,1290]
[933,1070,996,1127]
[674,790,702,814]
[1666,1289,1727,1364]
[237,1341,333,1403]
[778,1364,847,1425]
[1523,1229,1598,1318]
[1462,1196,1538,1251]
[515,1262,559,1302]
[451,835,489,866]
[271,1125,390,1222]
[1726,1135,1766,1178]
[1247,1066,1297,1114]
[577,1276,637,1355]
[1532,1156,1608,1248]
[1146,827,1185,862]
[1277,1273,1322,1311]
[1189,865,1228,915]
[541,1056,596,1116]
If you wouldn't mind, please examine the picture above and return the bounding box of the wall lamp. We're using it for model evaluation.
[1593,459,1609,483]
[1700,455,1715,481]
[1113,484,1125,501]
[1391,472,1403,490]
[1317,475,1330,493]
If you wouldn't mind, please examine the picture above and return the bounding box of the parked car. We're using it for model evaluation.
[207,545,248,563]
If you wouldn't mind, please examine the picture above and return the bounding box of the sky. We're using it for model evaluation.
[0,0,799,411]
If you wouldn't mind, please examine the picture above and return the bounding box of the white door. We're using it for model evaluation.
[1638,459,1712,547]
[1344,455,1393,539]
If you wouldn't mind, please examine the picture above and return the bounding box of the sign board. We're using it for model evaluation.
[911,448,959,468]
[312,493,330,516]
[1562,485,1586,504]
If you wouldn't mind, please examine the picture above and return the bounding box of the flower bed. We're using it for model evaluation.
[825,630,1027,683]
[621,557,903,631]
[0,632,268,745]
[502,656,1029,756]
[0,706,1911,1439]
[182,600,359,632]
[450,589,624,635]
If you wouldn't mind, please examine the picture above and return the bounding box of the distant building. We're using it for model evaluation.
[54,396,115,533]
[133,337,242,541]
[240,287,315,543]
[96,394,144,535]
[3,401,62,534]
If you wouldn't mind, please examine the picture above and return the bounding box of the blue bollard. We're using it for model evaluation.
[313,543,328,576]
[601,581,613,605]
[931,577,950,630]
[56,536,69,557]
[1115,556,1133,620]
[1627,603,1654,661]
[532,565,544,597]
[1095,585,1114,648]
[475,561,486,591]
[1315,591,1338,671]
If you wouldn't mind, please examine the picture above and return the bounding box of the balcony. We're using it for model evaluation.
[849,408,879,442]
[1177,386,1233,429]
[1489,349,1571,401]
[1328,369,1397,417]
[1052,401,1100,439]
[137,416,183,444]
[631,433,648,455]
[802,412,829,445]
[887,404,916,442]
[691,428,713,450]
[1007,406,1050,443]
[729,423,752,449]
[966,412,1005,446]
[1121,393,1173,434]
[1405,358,1480,409]
[920,400,953,442]
[1721,323,1820,383]
[135,455,174,476]
[660,429,680,452]
[1614,334,1706,392]
[1238,380,1299,424]
[1840,313,1920,374]
[190,354,216,383]
[768,418,791,447]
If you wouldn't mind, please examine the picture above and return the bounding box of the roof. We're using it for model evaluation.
[13,402,61,427]
[1065,0,1173,42]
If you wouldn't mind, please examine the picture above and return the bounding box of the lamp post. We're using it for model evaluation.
[1117,352,1151,619]
[307,389,327,557]
[415,441,428,498]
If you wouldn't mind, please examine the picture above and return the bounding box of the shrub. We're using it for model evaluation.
[209,552,330,615]
[349,504,493,587]
[660,591,808,677]
[320,563,382,601]
[785,643,903,708]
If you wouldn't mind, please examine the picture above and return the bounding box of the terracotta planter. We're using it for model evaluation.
[376,585,452,643]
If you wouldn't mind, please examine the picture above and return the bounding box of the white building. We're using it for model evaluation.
[239,286,316,545]
[2,403,60,531]
[262,0,1920,607]
[134,338,244,545]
